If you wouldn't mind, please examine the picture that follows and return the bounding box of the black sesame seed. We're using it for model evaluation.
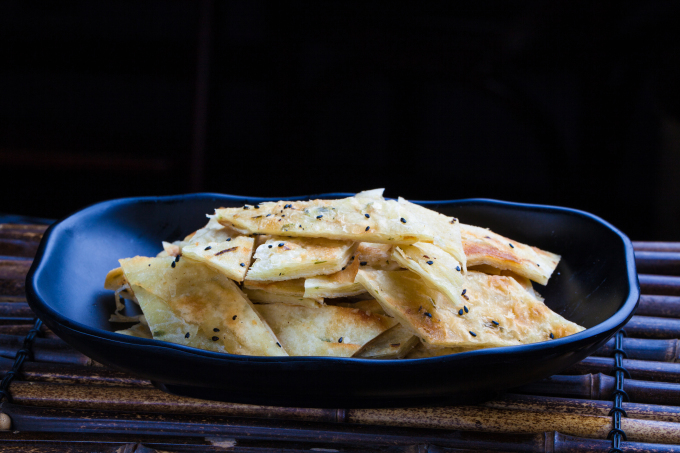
[509,243,515,248]
[455,266,461,272]
[463,294,469,300]
[243,206,249,210]
[338,337,343,343]
[491,320,499,326]
[254,204,260,209]
[266,214,272,217]
[278,243,284,247]
[365,226,370,231]
[365,213,370,218]
[401,218,406,223]
[550,332,554,339]
[171,261,176,268]
[537,263,541,267]
[458,309,464,315]
[240,263,245,267]
[277,342,282,347]
[424,312,432,318]
[212,336,219,341]
[341,267,346,271]
[461,289,467,295]
[426,260,434,265]
[175,255,180,262]
[185,332,190,339]
[281,215,285,218]
[204,246,212,251]
[232,315,237,320]
[227,238,231,242]
[360,261,367,266]
[469,331,477,337]
[317,215,323,219]
[464,306,468,313]
[213,328,220,332]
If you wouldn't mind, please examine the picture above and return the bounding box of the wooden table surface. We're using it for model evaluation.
[2,223,680,452]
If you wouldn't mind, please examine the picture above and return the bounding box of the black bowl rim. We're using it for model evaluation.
[26,192,640,366]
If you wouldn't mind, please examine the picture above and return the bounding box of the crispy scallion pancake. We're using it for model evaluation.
[119,256,286,356]
[304,255,366,299]
[397,197,466,271]
[128,284,198,345]
[355,269,584,348]
[185,216,241,244]
[326,298,387,316]
[181,236,254,282]
[352,324,419,359]
[461,224,560,285]
[215,194,464,264]
[115,321,152,339]
[405,341,483,358]
[356,242,400,270]
[104,267,135,300]
[254,303,397,357]
[392,242,463,309]
[243,278,306,297]
[243,288,322,308]
[246,237,357,282]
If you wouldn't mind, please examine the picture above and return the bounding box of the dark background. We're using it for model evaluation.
[1,1,680,240]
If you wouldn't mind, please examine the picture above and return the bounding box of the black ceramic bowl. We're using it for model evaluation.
[26,193,639,408]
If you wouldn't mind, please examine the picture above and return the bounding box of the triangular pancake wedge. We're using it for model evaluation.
[254,303,397,357]
[243,288,322,308]
[215,195,462,260]
[392,242,463,310]
[352,324,419,359]
[461,224,560,285]
[356,243,401,270]
[119,256,287,356]
[126,284,198,345]
[397,197,466,271]
[355,269,584,348]
[246,236,358,282]
[243,278,306,297]
[181,236,254,282]
[304,255,366,299]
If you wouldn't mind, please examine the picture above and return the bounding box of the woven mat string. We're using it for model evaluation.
[0,319,43,403]
[607,329,628,453]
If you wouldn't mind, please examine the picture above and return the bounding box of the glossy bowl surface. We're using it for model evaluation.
[26,193,639,408]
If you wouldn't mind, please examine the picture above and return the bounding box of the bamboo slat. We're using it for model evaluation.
[636,251,680,276]
[593,337,680,361]
[0,334,91,365]
[624,316,680,339]
[0,224,46,259]
[3,401,680,446]
[564,356,680,383]
[637,295,680,318]
[639,274,680,296]
[516,373,680,406]
[633,241,680,253]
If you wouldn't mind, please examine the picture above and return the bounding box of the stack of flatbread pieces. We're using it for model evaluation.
[105,189,584,359]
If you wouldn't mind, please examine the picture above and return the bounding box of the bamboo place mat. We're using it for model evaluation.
[2,224,680,452]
